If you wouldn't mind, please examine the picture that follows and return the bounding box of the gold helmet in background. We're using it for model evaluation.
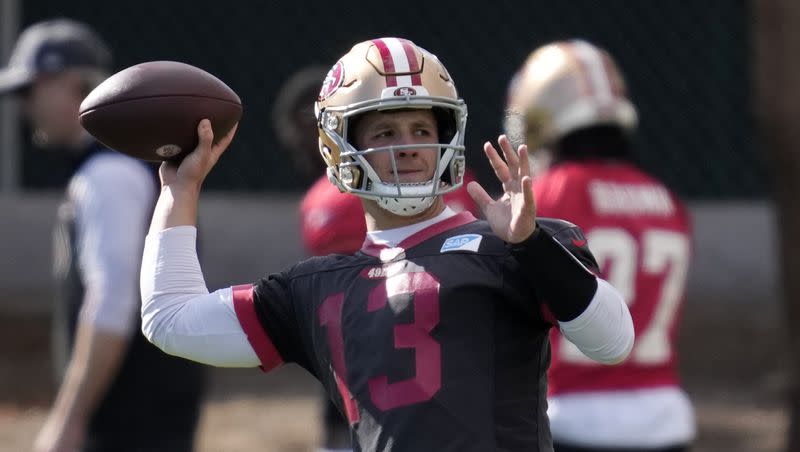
[505,39,637,159]
[315,37,467,216]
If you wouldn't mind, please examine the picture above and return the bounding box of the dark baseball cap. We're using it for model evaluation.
[0,18,111,94]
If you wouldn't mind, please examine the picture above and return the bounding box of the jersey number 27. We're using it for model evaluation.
[560,228,690,365]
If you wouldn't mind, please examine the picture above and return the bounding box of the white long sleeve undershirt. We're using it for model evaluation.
[140,226,259,367]
[141,224,631,367]
[558,278,633,364]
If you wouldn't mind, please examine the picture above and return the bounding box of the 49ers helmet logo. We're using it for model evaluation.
[393,86,417,96]
[318,61,344,101]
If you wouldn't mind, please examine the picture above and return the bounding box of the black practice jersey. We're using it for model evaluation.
[233,212,600,452]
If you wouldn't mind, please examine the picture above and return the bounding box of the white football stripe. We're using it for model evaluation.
[384,38,413,87]
[572,40,612,102]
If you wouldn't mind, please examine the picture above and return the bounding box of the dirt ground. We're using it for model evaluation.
[0,297,789,452]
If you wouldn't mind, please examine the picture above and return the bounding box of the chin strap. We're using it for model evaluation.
[377,195,436,216]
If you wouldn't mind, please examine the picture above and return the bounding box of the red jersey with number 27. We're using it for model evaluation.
[534,161,691,395]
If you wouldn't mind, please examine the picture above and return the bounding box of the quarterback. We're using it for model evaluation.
[140,38,634,452]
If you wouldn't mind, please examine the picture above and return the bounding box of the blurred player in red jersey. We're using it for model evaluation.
[506,40,695,452]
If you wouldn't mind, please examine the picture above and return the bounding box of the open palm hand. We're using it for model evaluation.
[467,135,537,244]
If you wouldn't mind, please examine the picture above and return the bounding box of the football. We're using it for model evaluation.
[79,61,242,161]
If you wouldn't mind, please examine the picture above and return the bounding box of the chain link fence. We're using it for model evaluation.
[15,0,762,199]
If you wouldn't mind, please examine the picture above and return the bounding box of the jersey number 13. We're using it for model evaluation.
[319,271,441,423]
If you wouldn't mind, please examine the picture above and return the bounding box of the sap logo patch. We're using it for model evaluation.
[440,234,482,253]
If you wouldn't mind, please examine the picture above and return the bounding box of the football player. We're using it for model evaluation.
[505,40,695,452]
[279,66,481,452]
[140,37,634,452]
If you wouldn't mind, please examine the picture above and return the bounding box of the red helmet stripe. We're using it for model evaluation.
[562,42,593,97]
[569,40,614,103]
[372,38,398,87]
[399,39,423,86]
[600,53,625,97]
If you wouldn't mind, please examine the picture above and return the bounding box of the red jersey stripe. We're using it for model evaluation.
[231,284,284,372]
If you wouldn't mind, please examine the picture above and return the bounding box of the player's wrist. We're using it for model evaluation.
[507,222,542,246]
[166,179,202,200]
[149,184,200,232]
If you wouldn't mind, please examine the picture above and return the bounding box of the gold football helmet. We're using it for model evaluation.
[315,37,467,216]
[505,40,637,156]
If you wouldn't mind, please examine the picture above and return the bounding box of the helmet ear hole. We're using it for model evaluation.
[319,143,333,164]
[318,136,343,168]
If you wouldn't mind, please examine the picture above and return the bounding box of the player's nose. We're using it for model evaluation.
[396,132,419,158]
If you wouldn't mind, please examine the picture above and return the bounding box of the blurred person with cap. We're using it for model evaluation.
[0,18,205,452]
[506,40,695,452]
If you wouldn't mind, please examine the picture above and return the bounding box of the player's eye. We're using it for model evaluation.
[373,129,393,139]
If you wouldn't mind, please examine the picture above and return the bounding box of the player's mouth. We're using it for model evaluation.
[394,169,428,183]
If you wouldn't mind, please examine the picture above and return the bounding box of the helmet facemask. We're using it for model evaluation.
[320,96,467,216]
